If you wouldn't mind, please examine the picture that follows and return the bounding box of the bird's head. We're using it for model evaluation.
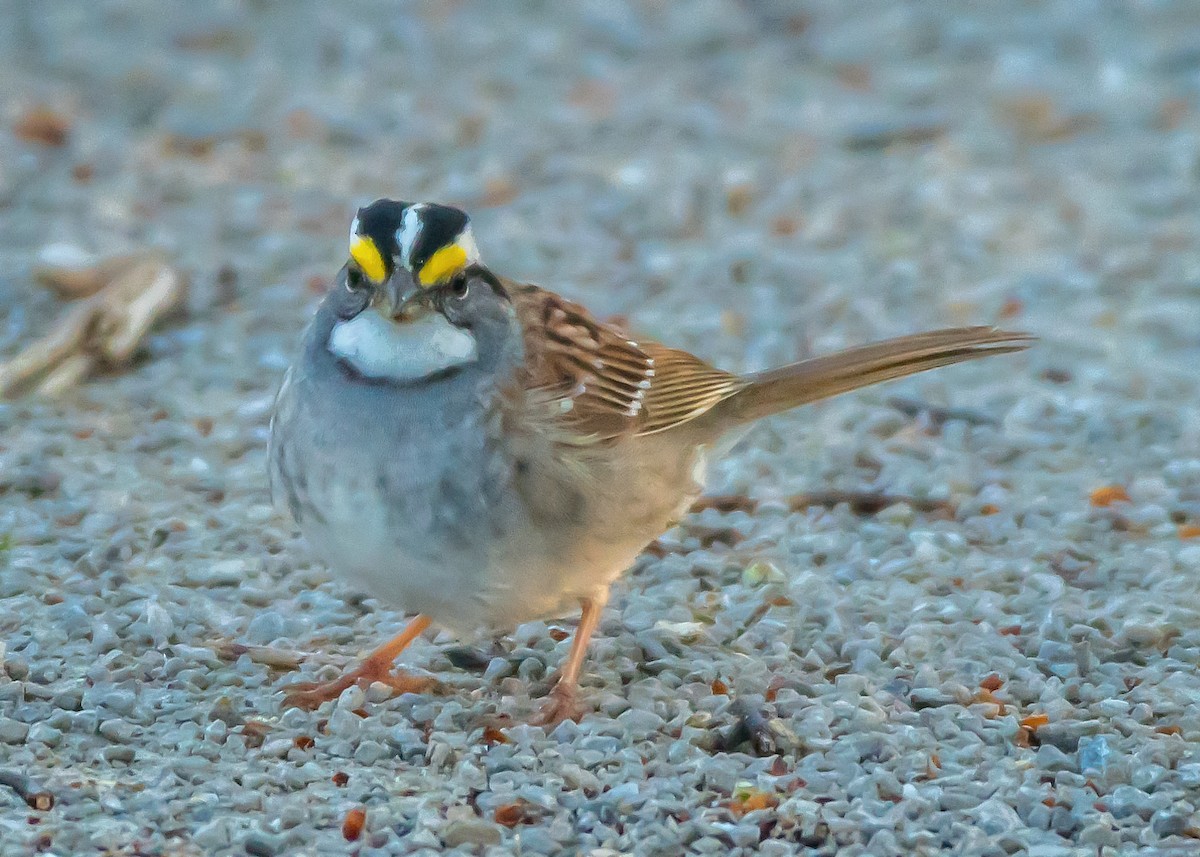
[347,199,482,319]
[327,199,514,384]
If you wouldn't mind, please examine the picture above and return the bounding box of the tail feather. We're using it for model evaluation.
[720,327,1032,425]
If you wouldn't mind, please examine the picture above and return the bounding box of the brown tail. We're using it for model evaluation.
[720,327,1033,425]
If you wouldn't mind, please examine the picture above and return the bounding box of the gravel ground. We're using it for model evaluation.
[2,1,1200,855]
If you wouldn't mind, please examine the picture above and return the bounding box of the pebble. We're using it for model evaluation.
[99,718,137,742]
[441,819,501,847]
[1076,735,1111,774]
[1150,809,1192,838]
[89,687,139,717]
[1108,785,1152,819]
[3,657,30,681]
[102,745,136,763]
[187,559,248,587]
[243,832,284,857]
[0,718,29,744]
[24,721,61,747]
[259,738,292,758]
[137,600,174,646]
[353,739,388,765]
[1025,845,1077,857]
[245,611,286,644]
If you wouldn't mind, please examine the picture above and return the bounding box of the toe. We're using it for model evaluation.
[530,686,590,726]
[281,680,347,711]
[282,669,441,710]
[377,673,442,696]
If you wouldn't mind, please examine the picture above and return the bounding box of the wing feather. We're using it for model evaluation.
[509,284,743,442]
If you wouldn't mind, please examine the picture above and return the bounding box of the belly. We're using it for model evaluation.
[269,369,714,633]
[274,434,696,632]
[296,472,624,632]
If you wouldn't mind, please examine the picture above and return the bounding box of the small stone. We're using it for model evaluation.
[193,818,233,849]
[741,560,784,587]
[440,818,501,847]
[1131,763,1167,792]
[52,688,83,711]
[137,600,174,646]
[910,687,953,709]
[842,113,947,151]
[189,559,247,587]
[99,718,136,742]
[972,798,1022,835]
[245,611,285,645]
[364,682,394,704]
[510,825,558,853]
[483,657,512,681]
[1151,810,1192,838]
[260,738,293,758]
[4,657,30,681]
[92,688,138,716]
[243,832,283,857]
[354,740,387,765]
[1036,720,1094,752]
[335,686,366,711]
[26,723,62,747]
[616,707,665,736]
[102,745,136,763]
[606,781,641,809]
[208,697,242,727]
[1178,763,1200,789]
[0,718,29,743]
[1077,735,1111,774]
[204,719,228,744]
[1108,784,1151,819]
[1121,623,1165,647]
[1025,845,1075,857]
[1077,821,1120,847]
[1035,745,1077,773]
[1036,640,1076,664]
[940,790,982,811]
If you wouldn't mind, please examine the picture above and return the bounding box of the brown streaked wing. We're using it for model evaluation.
[512,285,655,441]
[510,284,745,442]
[638,342,745,435]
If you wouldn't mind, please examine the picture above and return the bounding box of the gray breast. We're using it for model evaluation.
[270,316,519,563]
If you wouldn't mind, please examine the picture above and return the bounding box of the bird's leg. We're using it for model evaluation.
[282,614,438,710]
[532,593,607,726]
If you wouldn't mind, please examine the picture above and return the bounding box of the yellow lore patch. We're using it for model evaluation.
[418,243,468,286]
[349,236,387,283]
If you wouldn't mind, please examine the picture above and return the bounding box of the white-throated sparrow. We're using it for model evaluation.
[269,199,1031,723]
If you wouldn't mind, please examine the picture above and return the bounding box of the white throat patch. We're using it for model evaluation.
[329,309,478,382]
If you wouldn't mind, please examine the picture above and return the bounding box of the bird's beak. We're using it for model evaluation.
[381,267,426,321]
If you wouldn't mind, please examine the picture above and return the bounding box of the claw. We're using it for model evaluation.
[282,667,440,711]
[529,682,590,726]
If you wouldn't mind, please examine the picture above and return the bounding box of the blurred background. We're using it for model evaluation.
[4,0,1197,369]
[2,2,1200,855]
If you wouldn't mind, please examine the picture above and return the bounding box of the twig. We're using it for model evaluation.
[35,250,148,299]
[788,490,954,517]
[689,495,758,514]
[212,640,317,671]
[0,251,186,398]
[886,395,999,428]
[689,491,955,518]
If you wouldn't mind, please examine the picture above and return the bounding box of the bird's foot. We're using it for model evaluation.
[282,660,440,710]
[530,682,590,726]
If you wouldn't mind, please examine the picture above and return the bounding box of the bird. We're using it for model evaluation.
[268,198,1031,724]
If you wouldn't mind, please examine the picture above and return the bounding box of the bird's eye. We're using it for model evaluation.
[346,266,366,292]
[448,273,469,299]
